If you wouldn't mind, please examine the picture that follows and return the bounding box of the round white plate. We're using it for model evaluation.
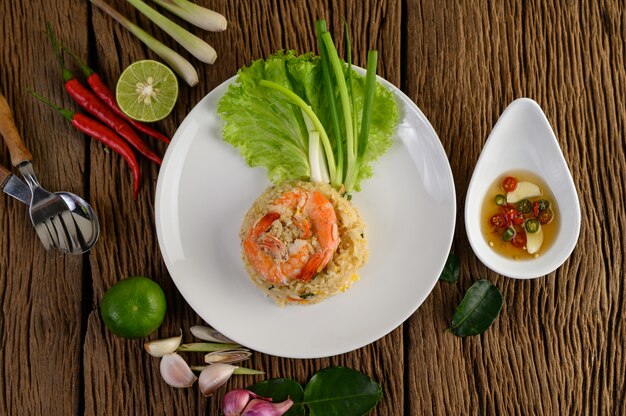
[155,75,456,358]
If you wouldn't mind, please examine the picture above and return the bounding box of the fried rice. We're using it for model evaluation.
[239,181,368,306]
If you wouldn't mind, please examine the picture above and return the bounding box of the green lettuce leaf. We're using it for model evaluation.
[217,50,398,190]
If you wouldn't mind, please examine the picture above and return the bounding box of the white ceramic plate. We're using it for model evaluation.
[155,75,456,358]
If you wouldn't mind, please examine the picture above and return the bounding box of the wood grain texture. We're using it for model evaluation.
[84,1,402,415]
[0,1,88,415]
[405,0,625,415]
[1,0,624,415]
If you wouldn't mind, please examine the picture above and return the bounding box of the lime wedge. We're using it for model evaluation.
[116,60,178,122]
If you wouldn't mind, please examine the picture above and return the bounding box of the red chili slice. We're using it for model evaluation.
[511,231,527,248]
[532,201,540,217]
[501,205,517,216]
[490,214,508,228]
[512,212,525,226]
[502,176,518,192]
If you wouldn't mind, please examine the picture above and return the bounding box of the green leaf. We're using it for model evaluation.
[249,378,305,416]
[449,279,503,336]
[217,51,314,184]
[303,367,382,416]
[439,253,460,283]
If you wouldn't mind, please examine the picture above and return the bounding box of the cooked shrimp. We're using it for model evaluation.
[243,188,340,284]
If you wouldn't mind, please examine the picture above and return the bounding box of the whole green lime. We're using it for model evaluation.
[100,276,167,338]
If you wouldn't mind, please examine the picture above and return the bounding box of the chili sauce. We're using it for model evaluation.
[481,170,559,260]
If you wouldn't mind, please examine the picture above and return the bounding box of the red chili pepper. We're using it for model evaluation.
[29,90,141,200]
[64,48,170,144]
[47,26,162,166]
[532,201,540,217]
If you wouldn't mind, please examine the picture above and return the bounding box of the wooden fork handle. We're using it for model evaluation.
[0,164,11,188]
[0,93,32,167]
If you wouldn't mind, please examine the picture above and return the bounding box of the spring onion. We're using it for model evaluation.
[90,0,198,86]
[302,109,330,183]
[316,21,380,192]
[321,32,356,185]
[150,0,227,31]
[259,79,337,185]
[315,20,343,185]
[217,22,398,193]
[127,0,217,64]
[344,19,358,157]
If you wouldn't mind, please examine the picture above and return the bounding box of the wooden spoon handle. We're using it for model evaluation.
[0,164,11,188]
[0,93,32,167]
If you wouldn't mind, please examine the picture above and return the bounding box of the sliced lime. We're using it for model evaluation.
[116,60,178,122]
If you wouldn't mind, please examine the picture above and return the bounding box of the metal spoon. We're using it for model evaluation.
[55,191,100,253]
[1,166,99,253]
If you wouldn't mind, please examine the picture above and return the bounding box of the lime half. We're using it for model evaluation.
[116,60,178,122]
[100,276,167,338]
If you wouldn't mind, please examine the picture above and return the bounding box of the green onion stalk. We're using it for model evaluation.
[344,50,378,191]
[315,20,344,186]
[322,31,356,186]
[90,0,199,86]
[259,80,338,186]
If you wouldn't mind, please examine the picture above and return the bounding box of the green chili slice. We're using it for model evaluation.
[502,227,515,242]
[495,194,506,206]
[538,199,550,211]
[525,219,541,233]
[517,199,531,213]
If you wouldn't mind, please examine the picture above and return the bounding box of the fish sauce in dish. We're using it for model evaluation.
[481,171,559,260]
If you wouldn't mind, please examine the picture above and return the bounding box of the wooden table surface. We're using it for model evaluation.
[1,1,624,414]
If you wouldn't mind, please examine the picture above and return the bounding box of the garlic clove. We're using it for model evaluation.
[190,325,235,343]
[222,389,265,416]
[144,330,183,357]
[506,181,542,203]
[198,363,236,397]
[205,349,252,364]
[242,398,294,416]
[526,225,544,254]
[160,353,197,388]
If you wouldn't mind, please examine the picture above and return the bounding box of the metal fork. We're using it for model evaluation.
[0,93,79,253]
